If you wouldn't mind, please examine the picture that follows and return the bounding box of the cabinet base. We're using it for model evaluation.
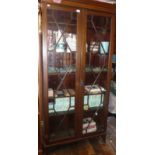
[43,132,106,155]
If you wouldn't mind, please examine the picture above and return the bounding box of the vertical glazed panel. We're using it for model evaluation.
[82,12,112,135]
[46,4,78,141]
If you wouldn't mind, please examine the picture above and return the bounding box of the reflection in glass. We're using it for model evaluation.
[100,41,109,54]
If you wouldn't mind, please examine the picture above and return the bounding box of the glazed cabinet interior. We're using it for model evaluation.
[41,0,115,148]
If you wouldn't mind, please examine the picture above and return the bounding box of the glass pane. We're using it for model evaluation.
[83,14,111,135]
[47,5,77,141]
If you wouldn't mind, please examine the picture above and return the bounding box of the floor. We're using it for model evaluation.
[49,116,116,155]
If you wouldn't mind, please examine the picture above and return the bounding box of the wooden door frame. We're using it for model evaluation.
[79,9,115,139]
[41,1,84,144]
[75,8,87,137]
[103,14,116,136]
[41,1,49,145]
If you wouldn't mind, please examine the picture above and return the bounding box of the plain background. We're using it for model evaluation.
[0,0,155,155]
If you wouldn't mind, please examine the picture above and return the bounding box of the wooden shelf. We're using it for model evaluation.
[48,106,104,117]
[49,110,75,116]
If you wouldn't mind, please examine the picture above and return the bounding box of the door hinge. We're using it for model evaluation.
[40,121,44,128]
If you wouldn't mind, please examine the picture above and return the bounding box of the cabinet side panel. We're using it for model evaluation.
[41,1,49,144]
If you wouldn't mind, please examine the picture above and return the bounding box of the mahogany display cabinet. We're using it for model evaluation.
[39,0,116,154]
